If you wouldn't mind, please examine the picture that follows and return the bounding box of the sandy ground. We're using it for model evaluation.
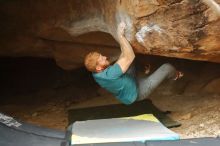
[0,87,219,139]
[152,93,220,138]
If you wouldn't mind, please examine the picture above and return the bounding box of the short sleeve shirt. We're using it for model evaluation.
[92,63,138,105]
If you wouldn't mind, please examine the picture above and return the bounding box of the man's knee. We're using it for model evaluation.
[161,63,175,71]
[162,63,173,68]
[160,63,177,79]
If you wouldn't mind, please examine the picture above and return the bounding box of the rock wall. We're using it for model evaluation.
[0,0,220,69]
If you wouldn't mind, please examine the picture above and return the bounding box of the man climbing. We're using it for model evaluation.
[84,22,183,105]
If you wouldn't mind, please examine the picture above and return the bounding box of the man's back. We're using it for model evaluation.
[93,63,138,105]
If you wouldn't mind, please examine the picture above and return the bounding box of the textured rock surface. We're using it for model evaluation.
[0,0,220,69]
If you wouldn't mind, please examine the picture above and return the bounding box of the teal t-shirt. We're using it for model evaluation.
[92,63,138,105]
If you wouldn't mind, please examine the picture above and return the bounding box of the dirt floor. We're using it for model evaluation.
[0,57,220,139]
[0,87,220,139]
[153,94,220,138]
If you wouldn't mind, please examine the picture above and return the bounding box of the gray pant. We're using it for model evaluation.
[126,63,176,101]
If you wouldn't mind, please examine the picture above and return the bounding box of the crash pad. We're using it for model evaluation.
[68,99,181,128]
[70,114,180,145]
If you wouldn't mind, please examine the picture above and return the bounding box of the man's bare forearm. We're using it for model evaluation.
[115,22,135,73]
[118,34,135,61]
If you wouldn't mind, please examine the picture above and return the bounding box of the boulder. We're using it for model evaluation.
[0,0,220,69]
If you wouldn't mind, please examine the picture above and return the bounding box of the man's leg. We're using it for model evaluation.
[126,61,136,78]
[136,63,176,101]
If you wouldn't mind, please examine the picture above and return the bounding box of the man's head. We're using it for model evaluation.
[84,51,110,72]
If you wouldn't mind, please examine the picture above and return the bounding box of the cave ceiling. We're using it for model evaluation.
[0,0,220,70]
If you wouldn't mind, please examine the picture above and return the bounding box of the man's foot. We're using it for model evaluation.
[173,71,184,80]
[144,64,151,75]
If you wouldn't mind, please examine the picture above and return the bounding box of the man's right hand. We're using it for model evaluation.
[117,22,126,37]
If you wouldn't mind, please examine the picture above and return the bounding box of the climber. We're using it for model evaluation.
[84,22,183,105]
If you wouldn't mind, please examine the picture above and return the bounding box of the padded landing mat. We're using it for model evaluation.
[1,112,219,146]
[73,138,220,146]
[68,100,181,128]
[70,114,180,145]
[0,112,65,146]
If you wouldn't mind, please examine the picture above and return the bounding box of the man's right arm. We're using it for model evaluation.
[116,22,135,73]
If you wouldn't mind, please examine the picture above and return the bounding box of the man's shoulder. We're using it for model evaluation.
[93,63,123,80]
[92,68,108,79]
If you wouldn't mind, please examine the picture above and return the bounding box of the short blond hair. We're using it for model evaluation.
[84,52,100,72]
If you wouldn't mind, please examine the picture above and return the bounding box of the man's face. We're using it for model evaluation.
[96,54,110,69]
